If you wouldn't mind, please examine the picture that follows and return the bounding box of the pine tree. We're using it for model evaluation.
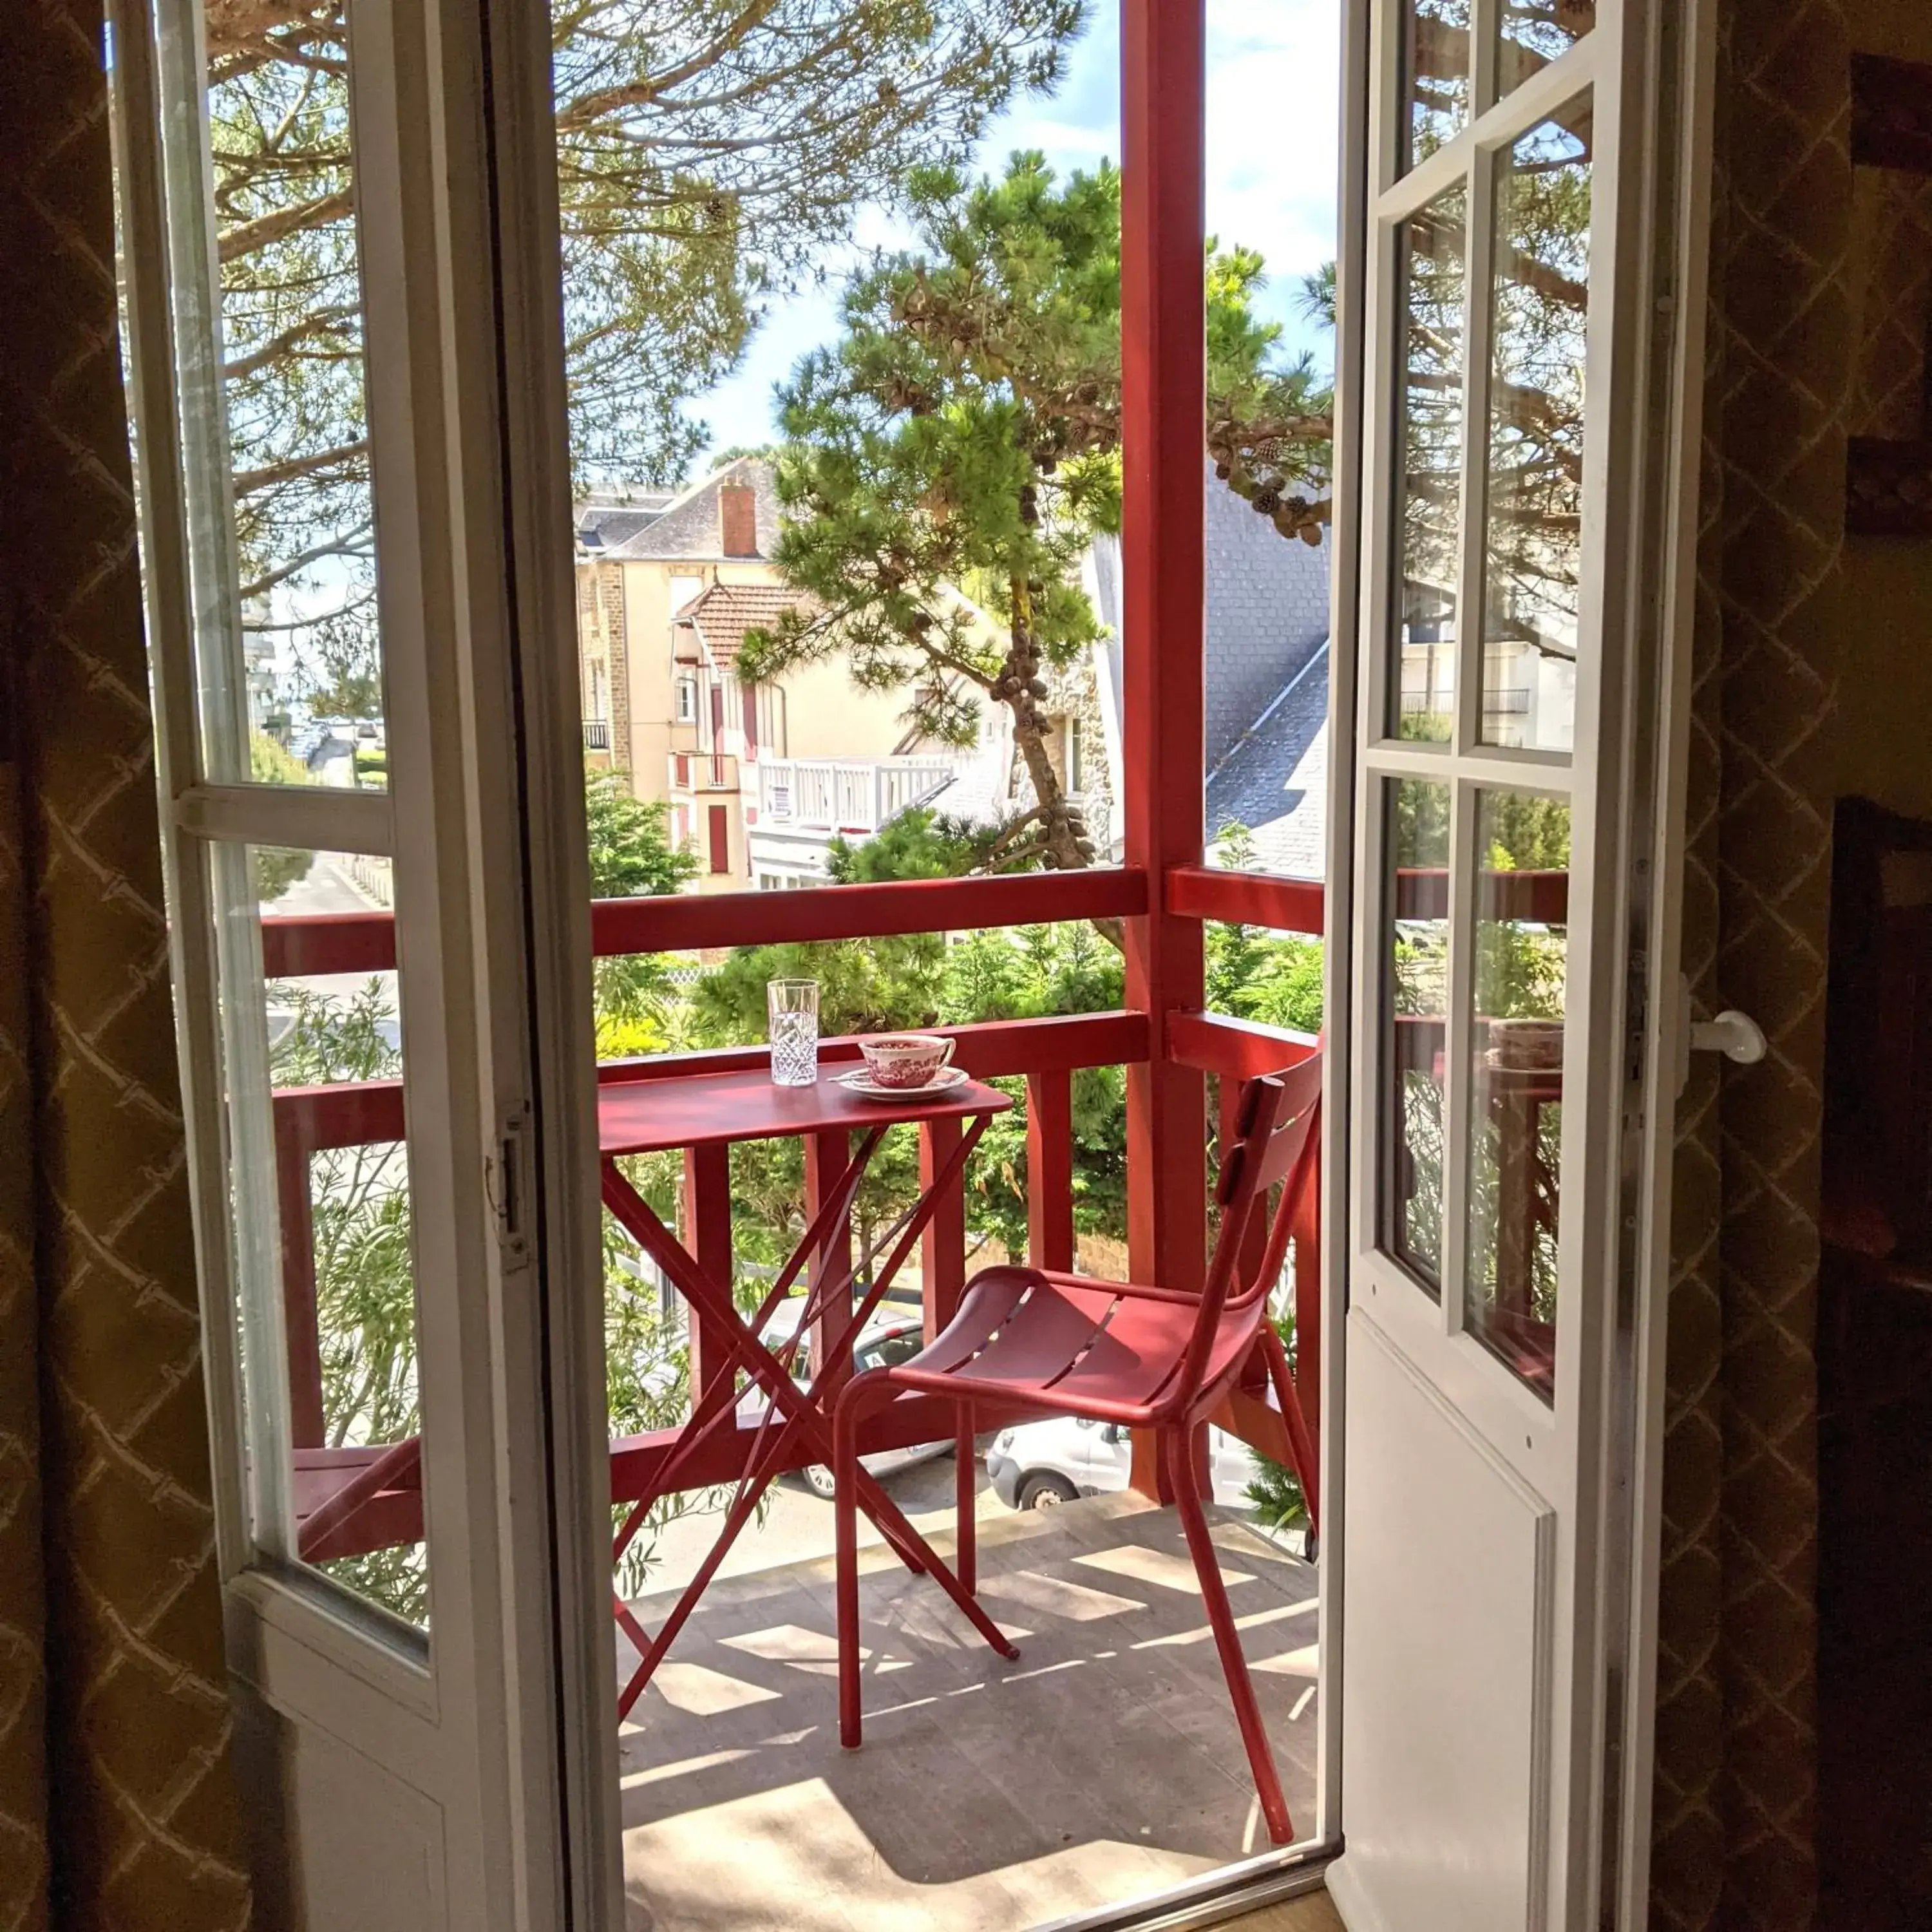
[194,1,1085,704]
[741,153,1326,886]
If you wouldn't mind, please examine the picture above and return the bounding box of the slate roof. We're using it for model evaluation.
[576,457,784,562]
[677,582,817,671]
[1202,469,1331,768]
[1088,460,1333,878]
[1204,643,1329,880]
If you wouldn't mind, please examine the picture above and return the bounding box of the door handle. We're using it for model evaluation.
[1689,1010,1767,1065]
[1675,977,1767,1096]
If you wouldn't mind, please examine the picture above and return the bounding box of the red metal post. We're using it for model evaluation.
[681,1142,732,1392]
[275,1115,325,1448]
[1121,0,1208,1293]
[919,1116,967,1343]
[1122,0,1208,1496]
[1025,1070,1075,1273]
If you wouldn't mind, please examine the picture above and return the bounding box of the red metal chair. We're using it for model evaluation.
[832,1055,1322,1846]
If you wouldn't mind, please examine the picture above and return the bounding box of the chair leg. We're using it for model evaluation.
[1260,1321,1320,1536]
[837,1381,1017,1752]
[1166,1423,1295,1846]
[835,1381,866,1748]
[956,1400,976,1597]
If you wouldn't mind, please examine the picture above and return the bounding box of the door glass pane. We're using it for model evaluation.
[1480,104,1592,754]
[1392,188,1466,743]
[1399,0,1470,173]
[1381,778,1451,1294]
[221,842,429,1633]
[1463,790,1569,1400]
[157,0,389,786]
[1497,1,1596,104]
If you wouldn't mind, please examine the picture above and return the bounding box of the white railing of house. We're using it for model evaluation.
[758,757,958,833]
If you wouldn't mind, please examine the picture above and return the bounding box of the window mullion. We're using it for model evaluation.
[1455,139,1499,759]
[108,0,257,1577]
[152,0,253,785]
[1439,774,1481,1338]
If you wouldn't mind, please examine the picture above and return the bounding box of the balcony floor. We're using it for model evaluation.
[618,1490,1320,1931]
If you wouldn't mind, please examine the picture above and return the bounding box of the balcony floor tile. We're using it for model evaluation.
[618,1492,1319,1931]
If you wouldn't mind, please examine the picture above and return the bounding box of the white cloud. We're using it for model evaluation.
[1206,1,1341,363]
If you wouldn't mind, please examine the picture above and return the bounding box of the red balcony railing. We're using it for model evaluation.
[264,866,1336,1560]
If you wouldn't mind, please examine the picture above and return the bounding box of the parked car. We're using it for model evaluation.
[738,1304,949,1498]
[984,1415,1264,1512]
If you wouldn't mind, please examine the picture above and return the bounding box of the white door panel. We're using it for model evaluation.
[1334,1314,1555,1932]
[1329,0,1707,1922]
[113,0,561,1922]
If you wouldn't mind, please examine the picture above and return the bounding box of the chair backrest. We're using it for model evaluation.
[1173,1052,1323,1409]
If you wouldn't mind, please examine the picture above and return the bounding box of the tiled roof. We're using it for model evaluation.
[677,581,817,670]
[579,456,784,561]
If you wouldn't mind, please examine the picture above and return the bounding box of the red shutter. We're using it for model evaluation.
[707,804,730,875]
[743,685,758,753]
[710,684,724,736]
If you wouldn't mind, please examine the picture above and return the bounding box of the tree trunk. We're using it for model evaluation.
[999,576,1123,949]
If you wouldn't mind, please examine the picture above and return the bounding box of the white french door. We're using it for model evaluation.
[112,0,573,1924]
[1325,0,1710,1926]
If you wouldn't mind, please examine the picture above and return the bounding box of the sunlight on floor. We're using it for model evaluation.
[618,1493,1319,1932]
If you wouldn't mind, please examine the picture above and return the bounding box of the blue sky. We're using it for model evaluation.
[691,1,1340,466]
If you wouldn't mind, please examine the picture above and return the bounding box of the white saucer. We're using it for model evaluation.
[836,1065,971,1101]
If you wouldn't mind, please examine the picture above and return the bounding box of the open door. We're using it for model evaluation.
[1326,0,1710,1924]
[110,0,569,1923]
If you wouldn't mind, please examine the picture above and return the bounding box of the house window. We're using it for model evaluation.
[707,804,730,875]
[1066,715,1086,797]
[676,675,696,723]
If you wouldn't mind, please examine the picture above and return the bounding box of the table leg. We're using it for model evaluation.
[956,1401,976,1596]
[601,1115,998,1701]
[603,1157,938,1584]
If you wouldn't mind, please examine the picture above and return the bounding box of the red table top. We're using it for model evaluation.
[597,1066,1011,1157]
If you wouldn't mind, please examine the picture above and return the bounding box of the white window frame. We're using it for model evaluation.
[109,0,585,1923]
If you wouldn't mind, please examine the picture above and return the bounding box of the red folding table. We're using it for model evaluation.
[597,1066,1015,1720]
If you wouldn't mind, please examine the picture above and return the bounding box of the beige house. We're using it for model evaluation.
[575,457,1015,891]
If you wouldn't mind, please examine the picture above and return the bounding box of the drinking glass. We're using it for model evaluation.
[767,978,820,1086]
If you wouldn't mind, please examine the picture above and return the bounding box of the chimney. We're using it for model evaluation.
[718,480,758,558]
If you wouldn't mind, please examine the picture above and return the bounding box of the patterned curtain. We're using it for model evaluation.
[0,3,251,1927]
[1650,3,1852,1926]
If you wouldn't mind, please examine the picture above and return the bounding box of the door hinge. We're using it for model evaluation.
[493,1103,534,1264]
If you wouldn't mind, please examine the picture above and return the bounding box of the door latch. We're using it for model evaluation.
[491,1103,533,1264]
